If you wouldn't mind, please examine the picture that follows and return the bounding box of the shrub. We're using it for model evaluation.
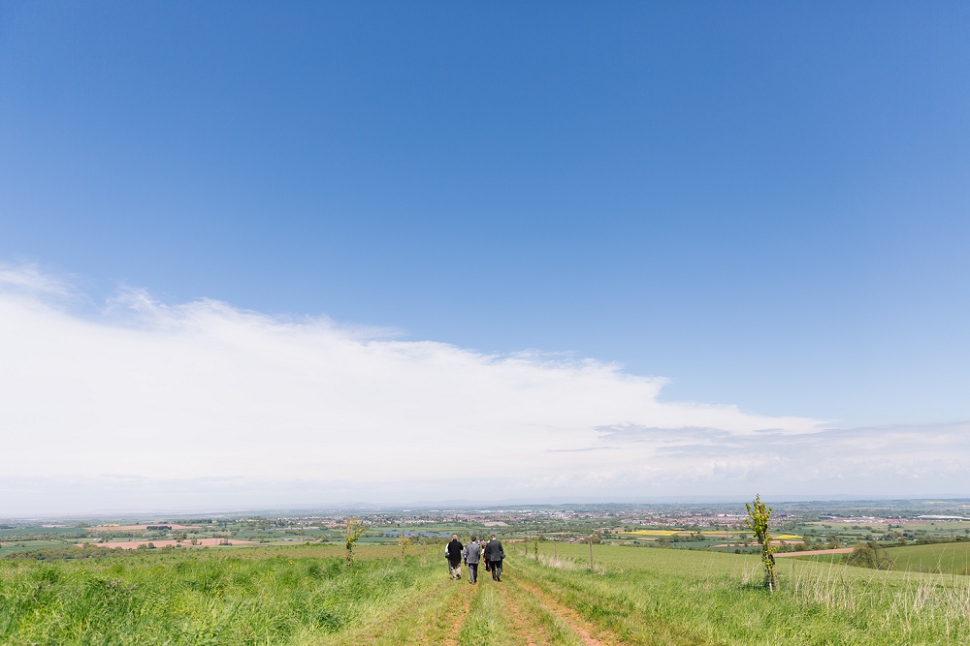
[844,543,892,570]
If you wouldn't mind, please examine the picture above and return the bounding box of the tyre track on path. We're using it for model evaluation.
[326,574,465,645]
[496,580,541,646]
[512,562,713,646]
[515,579,614,646]
[443,580,479,646]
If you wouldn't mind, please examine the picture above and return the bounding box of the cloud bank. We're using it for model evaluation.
[0,265,967,515]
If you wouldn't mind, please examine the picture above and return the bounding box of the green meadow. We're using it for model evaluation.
[794,541,970,576]
[883,541,970,575]
[2,542,969,645]
[525,541,970,645]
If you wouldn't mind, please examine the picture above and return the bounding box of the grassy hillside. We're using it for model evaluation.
[523,541,970,645]
[882,541,970,575]
[0,544,452,646]
[791,541,970,575]
[2,542,969,644]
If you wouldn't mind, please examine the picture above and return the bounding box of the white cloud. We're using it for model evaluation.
[0,265,967,515]
[0,263,74,297]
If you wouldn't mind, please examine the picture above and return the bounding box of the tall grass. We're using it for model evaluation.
[4,542,969,644]
[0,546,442,645]
[519,544,970,645]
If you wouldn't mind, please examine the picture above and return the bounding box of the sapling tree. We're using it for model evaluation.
[745,494,779,591]
[345,517,366,566]
[397,534,412,558]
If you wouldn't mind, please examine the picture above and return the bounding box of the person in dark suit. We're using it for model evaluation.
[484,534,505,581]
[446,535,463,580]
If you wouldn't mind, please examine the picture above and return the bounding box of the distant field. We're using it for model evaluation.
[0,540,65,556]
[86,524,199,531]
[527,540,953,584]
[2,541,969,644]
[883,541,970,574]
[97,538,258,549]
[793,541,970,575]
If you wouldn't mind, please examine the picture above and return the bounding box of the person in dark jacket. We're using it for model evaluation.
[462,536,481,583]
[485,534,505,581]
[446,535,463,580]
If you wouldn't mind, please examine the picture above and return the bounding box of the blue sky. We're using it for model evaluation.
[1,3,969,511]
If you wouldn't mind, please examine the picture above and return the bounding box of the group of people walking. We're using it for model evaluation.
[445,534,505,583]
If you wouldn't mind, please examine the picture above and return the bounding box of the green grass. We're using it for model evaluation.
[457,582,514,646]
[882,542,970,575]
[791,541,970,576]
[0,544,445,645]
[3,541,970,644]
[522,542,970,645]
[503,577,585,646]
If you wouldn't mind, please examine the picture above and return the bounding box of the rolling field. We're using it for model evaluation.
[882,542,970,575]
[1,542,969,645]
[793,541,970,575]
[0,540,66,557]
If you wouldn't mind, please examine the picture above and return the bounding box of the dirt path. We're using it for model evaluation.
[327,575,468,646]
[515,579,612,646]
[443,581,479,646]
[505,601,539,646]
[774,547,855,557]
[498,581,542,646]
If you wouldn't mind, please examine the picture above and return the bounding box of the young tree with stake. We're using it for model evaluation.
[345,517,366,566]
[745,494,779,591]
